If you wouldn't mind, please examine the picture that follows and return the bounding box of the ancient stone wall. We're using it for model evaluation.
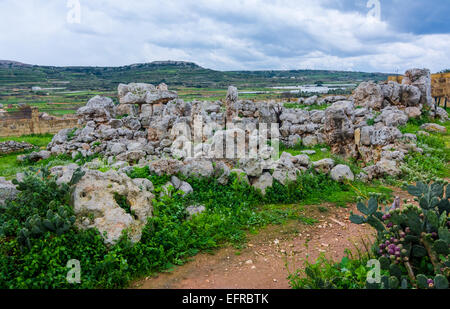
[0,107,79,137]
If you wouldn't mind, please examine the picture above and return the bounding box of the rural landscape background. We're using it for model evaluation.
[0,59,389,115]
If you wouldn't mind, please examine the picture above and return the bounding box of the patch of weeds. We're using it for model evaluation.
[318,206,329,213]
[72,152,101,165]
[66,128,78,141]
[399,118,450,181]
[288,253,371,289]
[366,118,375,126]
[114,193,136,219]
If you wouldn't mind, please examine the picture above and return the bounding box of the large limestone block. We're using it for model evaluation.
[72,170,154,245]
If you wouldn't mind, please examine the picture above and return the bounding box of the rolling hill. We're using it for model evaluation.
[0,60,390,91]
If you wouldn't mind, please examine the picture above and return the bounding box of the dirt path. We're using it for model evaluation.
[131,188,411,289]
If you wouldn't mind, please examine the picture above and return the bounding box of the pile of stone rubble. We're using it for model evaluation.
[0,141,34,155]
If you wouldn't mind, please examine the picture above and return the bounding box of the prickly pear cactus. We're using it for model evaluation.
[1,166,78,250]
[351,181,450,289]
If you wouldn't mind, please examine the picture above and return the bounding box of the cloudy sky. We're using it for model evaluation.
[0,0,449,73]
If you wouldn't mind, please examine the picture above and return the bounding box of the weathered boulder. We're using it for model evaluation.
[362,159,402,180]
[302,135,319,147]
[294,154,312,168]
[317,95,348,105]
[168,176,193,196]
[213,161,231,185]
[271,152,299,185]
[370,126,402,146]
[377,107,408,127]
[251,172,273,195]
[324,101,357,158]
[404,107,422,119]
[354,82,385,110]
[72,170,154,245]
[178,181,194,196]
[310,110,325,123]
[0,177,18,205]
[303,95,318,106]
[226,86,239,122]
[280,109,310,125]
[118,83,178,105]
[50,128,73,145]
[149,159,184,176]
[402,68,435,113]
[313,158,335,174]
[400,84,421,107]
[182,158,214,178]
[239,158,263,177]
[435,107,449,122]
[110,143,127,155]
[186,205,206,219]
[330,164,355,182]
[272,168,298,185]
[116,150,146,162]
[118,83,156,102]
[77,96,116,124]
[26,150,51,162]
[50,164,79,185]
[420,123,447,133]
[132,178,154,192]
[230,169,250,184]
[381,81,402,104]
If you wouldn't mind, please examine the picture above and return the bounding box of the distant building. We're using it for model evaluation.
[31,86,42,91]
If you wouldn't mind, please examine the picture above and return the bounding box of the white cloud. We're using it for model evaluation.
[0,0,448,72]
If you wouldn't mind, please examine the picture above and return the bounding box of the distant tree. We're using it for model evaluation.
[439,69,450,73]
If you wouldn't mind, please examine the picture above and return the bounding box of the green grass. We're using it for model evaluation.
[0,134,76,179]
[399,117,450,181]
[0,153,74,179]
